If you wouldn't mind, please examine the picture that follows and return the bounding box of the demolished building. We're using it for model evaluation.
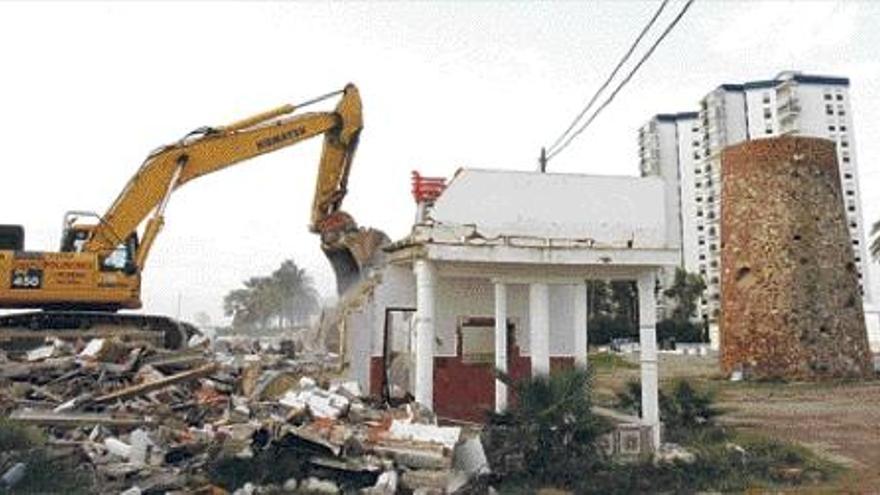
[334,168,680,449]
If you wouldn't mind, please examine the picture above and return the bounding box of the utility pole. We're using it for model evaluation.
[539,147,547,173]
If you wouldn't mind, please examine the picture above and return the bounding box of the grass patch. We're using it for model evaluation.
[588,351,638,371]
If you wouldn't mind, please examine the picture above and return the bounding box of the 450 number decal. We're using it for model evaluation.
[10,269,43,289]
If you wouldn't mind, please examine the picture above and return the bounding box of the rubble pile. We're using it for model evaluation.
[0,335,488,494]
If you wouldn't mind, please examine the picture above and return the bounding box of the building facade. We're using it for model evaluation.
[640,71,873,349]
[337,168,680,449]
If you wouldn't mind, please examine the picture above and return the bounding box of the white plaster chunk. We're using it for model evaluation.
[388,420,461,450]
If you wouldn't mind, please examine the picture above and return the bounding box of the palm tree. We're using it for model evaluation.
[223,259,321,332]
[271,260,320,327]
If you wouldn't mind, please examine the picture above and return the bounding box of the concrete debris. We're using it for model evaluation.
[104,436,133,458]
[283,477,299,492]
[388,420,461,450]
[78,337,107,359]
[0,334,488,494]
[1,462,26,488]
[654,443,696,465]
[26,343,60,362]
[453,437,490,476]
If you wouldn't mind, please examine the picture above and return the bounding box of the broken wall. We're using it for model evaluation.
[720,136,872,380]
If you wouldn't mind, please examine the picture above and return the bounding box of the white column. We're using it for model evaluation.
[574,282,588,368]
[494,282,508,413]
[414,259,437,410]
[529,283,551,376]
[637,272,661,449]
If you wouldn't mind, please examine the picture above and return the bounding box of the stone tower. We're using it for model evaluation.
[720,136,872,380]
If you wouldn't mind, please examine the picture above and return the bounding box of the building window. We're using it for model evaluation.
[829,125,836,131]
[846,190,855,196]
[841,141,849,148]
[850,222,857,228]
[765,128,773,135]
[853,239,860,245]
[844,173,852,179]
[848,205,856,212]
[826,104,834,115]
[824,93,832,100]
[697,225,704,232]
[763,109,772,119]
[696,196,703,203]
[763,93,771,104]
[699,254,706,260]
[839,109,846,116]
[843,156,851,163]
[693,153,700,160]
[836,94,844,101]
[840,125,847,131]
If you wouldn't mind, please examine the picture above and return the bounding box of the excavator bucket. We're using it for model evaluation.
[323,227,389,295]
[318,212,389,295]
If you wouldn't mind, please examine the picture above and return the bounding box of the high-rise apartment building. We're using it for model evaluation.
[640,71,872,349]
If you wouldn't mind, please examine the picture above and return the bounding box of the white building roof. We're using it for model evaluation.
[429,168,671,249]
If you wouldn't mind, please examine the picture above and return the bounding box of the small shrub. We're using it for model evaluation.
[485,367,611,488]
[656,318,707,343]
[614,379,722,442]
[587,315,637,346]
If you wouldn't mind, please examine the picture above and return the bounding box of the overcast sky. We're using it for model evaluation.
[1,1,878,324]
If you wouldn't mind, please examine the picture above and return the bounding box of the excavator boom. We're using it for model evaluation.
[87,84,364,265]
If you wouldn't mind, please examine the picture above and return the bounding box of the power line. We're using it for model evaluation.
[547,0,670,155]
[547,0,696,163]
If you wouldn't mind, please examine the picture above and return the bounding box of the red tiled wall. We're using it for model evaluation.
[369,350,575,423]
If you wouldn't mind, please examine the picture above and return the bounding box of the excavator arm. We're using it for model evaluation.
[83,84,370,284]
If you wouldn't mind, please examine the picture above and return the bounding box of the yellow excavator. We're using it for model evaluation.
[0,84,386,348]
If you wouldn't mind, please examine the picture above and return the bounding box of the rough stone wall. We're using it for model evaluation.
[720,136,872,380]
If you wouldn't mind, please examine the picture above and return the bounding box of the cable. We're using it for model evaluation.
[547,0,670,155]
[548,0,696,162]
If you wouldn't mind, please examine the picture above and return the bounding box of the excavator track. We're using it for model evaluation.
[0,311,196,351]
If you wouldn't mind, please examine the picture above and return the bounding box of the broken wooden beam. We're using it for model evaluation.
[93,362,219,405]
[9,409,155,428]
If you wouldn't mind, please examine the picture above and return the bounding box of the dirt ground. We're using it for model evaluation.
[591,352,880,492]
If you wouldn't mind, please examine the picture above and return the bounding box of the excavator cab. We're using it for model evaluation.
[0,225,24,251]
[60,212,139,274]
